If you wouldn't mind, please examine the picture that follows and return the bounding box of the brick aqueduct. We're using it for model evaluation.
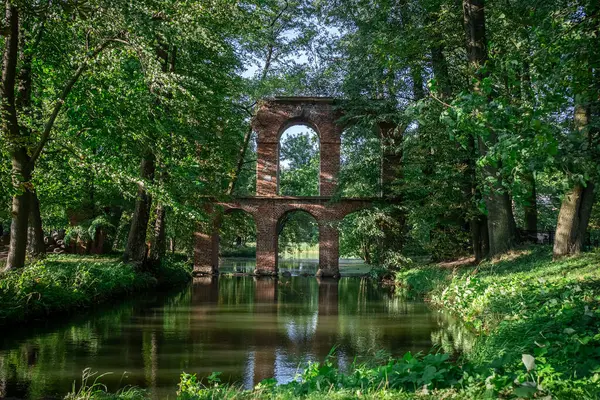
[193,97,400,278]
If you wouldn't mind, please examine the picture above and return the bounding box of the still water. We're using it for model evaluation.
[220,257,371,276]
[0,260,454,400]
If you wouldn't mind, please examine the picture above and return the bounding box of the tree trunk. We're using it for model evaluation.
[6,168,31,271]
[523,172,538,232]
[463,0,515,257]
[573,183,595,251]
[27,190,45,257]
[2,4,28,271]
[148,202,167,266]
[553,101,596,258]
[431,45,451,99]
[123,153,155,266]
[554,185,584,258]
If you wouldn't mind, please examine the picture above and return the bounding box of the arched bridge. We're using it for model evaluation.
[194,97,401,277]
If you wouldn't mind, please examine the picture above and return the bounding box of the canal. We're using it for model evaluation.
[0,259,455,399]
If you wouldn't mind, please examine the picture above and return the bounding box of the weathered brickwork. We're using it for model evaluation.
[194,197,372,276]
[252,97,343,196]
[193,97,399,277]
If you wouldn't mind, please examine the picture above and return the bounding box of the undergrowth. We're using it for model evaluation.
[0,253,191,325]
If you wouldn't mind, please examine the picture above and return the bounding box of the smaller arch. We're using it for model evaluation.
[276,209,320,274]
[277,124,321,196]
[277,206,321,226]
[277,117,321,140]
[217,208,257,273]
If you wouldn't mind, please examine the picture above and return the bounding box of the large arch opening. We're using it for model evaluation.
[277,210,319,274]
[218,209,256,273]
[339,125,381,197]
[278,125,320,196]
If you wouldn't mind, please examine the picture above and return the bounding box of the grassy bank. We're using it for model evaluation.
[170,258,600,400]
[396,247,600,364]
[46,248,600,398]
[0,253,191,325]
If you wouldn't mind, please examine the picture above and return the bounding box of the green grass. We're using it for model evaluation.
[0,253,191,325]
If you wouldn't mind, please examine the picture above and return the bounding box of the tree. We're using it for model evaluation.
[1,2,118,270]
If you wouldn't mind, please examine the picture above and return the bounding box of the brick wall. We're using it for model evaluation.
[193,197,372,276]
[252,98,342,196]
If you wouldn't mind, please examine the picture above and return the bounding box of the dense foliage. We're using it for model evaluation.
[0,254,190,324]
[1,0,598,269]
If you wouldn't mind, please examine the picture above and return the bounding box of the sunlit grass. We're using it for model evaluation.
[0,253,191,324]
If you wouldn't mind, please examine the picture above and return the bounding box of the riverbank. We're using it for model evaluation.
[0,254,191,325]
[41,248,600,398]
[396,246,600,364]
[169,247,599,399]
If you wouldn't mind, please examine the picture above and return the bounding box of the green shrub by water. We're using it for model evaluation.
[0,253,191,325]
[395,247,600,397]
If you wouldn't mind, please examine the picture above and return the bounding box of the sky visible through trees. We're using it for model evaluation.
[0,0,598,271]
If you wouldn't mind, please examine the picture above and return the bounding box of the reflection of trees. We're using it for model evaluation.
[0,296,146,398]
[336,278,442,359]
[0,276,472,398]
[430,313,477,356]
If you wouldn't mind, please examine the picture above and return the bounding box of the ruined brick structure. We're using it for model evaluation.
[194,97,398,277]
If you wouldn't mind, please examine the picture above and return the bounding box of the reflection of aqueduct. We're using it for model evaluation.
[194,97,401,277]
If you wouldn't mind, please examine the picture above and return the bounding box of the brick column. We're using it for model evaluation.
[319,142,340,196]
[255,215,278,275]
[317,221,340,278]
[193,230,219,275]
[256,141,278,196]
[193,206,221,275]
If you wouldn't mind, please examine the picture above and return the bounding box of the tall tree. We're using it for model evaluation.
[1,2,120,270]
[462,0,516,257]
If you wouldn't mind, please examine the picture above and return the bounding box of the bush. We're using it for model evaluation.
[175,347,600,399]
[0,253,191,325]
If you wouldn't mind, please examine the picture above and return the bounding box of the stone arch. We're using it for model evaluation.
[277,117,321,140]
[252,98,343,197]
[277,207,321,228]
[276,208,320,272]
[197,207,258,274]
[218,208,257,257]
[193,97,379,278]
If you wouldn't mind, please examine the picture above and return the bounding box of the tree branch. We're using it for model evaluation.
[27,39,115,168]
[429,92,456,109]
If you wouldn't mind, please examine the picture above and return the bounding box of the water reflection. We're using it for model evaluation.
[220,257,370,276]
[0,276,461,399]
